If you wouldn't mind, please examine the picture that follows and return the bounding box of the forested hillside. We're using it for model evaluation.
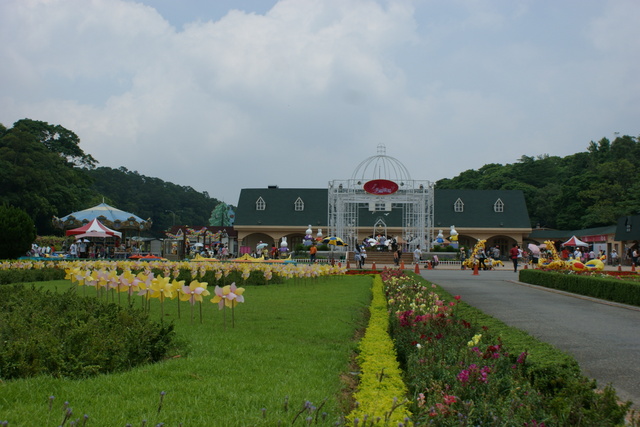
[436,135,640,230]
[0,119,220,236]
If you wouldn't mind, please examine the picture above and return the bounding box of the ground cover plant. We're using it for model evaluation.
[380,268,631,426]
[0,274,372,426]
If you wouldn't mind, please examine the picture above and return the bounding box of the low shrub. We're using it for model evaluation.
[0,267,65,285]
[172,267,285,286]
[520,269,640,306]
[0,285,178,380]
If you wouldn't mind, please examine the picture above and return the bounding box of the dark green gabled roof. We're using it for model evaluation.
[434,189,531,229]
[529,225,617,241]
[615,215,640,241]
[236,187,531,230]
[235,188,328,227]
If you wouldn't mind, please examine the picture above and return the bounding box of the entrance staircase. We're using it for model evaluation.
[348,250,398,267]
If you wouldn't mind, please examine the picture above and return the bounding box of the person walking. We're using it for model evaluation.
[309,242,318,263]
[611,248,618,266]
[510,243,519,272]
[413,245,422,264]
[477,247,488,270]
[394,245,402,266]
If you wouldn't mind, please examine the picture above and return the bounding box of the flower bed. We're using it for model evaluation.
[379,268,630,425]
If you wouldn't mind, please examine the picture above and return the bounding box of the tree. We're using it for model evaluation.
[0,205,36,259]
[209,202,232,226]
[12,119,97,168]
[0,124,97,234]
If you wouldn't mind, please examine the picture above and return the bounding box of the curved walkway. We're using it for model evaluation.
[418,267,640,410]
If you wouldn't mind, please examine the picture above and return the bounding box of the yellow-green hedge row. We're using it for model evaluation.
[348,275,410,424]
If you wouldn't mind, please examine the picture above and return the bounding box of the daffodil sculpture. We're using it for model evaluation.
[211,282,245,328]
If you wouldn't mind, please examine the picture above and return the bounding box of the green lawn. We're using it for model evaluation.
[0,276,372,426]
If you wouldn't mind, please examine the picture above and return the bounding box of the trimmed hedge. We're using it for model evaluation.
[520,269,640,307]
[0,267,66,285]
[349,275,410,424]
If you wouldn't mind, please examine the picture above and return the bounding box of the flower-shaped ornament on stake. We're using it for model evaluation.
[211,282,245,328]
[179,280,210,323]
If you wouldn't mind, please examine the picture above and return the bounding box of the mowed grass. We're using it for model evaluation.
[0,275,373,426]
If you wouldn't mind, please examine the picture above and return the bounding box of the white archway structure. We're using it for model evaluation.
[328,145,434,252]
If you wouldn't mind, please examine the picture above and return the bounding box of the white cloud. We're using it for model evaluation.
[1,0,639,204]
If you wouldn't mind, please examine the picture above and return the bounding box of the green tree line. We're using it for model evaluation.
[0,119,220,236]
[436,135,640,230]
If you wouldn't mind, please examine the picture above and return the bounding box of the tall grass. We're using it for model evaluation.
[0,276,372,426]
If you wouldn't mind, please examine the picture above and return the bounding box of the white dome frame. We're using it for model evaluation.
[328,145,434,252]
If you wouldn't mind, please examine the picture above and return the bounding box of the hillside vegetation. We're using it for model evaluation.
[436,135,640,230]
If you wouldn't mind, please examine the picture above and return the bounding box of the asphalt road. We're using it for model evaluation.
[418,267,640,410]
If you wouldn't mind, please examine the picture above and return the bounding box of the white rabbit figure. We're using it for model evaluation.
[449,225,459,241]
[280,237,288,248]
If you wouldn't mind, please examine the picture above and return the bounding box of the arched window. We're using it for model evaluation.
[294,197,304,211]
[256,197,266,211]
[454,198,464,213]
[494,198,504,213]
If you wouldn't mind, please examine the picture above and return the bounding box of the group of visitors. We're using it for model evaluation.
[28,243,56,257]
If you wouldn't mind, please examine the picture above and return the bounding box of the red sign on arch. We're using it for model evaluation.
[363,179,399,195]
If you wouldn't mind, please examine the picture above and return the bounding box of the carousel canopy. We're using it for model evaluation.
[54,202,152,230]
[66,218,123,238]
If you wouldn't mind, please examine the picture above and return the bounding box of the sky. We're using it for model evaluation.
[1,0,639,205]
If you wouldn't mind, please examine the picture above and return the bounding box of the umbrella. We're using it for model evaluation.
[527,243,541,256]
[256,242,268,250]
[322,237,347,247]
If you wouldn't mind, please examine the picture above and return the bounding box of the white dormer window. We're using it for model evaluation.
[494,198,504,213]
[256,197,266,211]
[454,198,464,212]
[294,197,304,211]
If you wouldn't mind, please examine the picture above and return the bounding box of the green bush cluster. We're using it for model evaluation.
[0,204,36,259]
[381,270,630,425]
[0,285,177,380]
[0,267,65,285]
[520,269,640,306]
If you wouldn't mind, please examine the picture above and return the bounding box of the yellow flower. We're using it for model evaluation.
[467,334,482,347]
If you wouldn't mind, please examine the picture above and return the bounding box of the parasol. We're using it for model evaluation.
[322,237,347,247]
[527,243,541,256]
[256,242,268,250]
